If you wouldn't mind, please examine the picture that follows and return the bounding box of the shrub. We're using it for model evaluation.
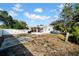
[69,27,79,44]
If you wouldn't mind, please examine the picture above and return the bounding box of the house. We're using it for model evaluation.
[29,25,53,34]
[42,25,53,33]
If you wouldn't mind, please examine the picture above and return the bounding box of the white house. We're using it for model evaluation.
[30,25,53,34]
[42,25,53,33]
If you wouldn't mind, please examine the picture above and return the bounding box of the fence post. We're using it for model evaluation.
[65,32,69,42]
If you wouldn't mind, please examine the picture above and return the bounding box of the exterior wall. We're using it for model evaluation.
[0,29,30,37]
[42,26,53,33]
[30,25,53,34]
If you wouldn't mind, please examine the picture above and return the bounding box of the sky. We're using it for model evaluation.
[0,3,64,26]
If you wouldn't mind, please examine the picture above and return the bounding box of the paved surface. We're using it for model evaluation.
[0,37,32,50]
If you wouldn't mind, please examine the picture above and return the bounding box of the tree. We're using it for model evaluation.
[0,10,28,29]
[60,3,74,32]
[73,4,79,22]
[13,20,28,29]
[50,3,79,43]
[0,10,15,28]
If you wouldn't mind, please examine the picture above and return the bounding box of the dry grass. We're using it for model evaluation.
[3,34,79,56]
[22,34,79,56]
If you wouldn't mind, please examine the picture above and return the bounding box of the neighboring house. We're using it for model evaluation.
[30,25,53,34]
[42,25,53,33]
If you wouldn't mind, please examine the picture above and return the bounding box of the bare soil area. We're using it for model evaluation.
[23,34,79,56]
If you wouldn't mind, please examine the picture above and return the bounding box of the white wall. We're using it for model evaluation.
[43,26,53,33]
[0,29,30,37]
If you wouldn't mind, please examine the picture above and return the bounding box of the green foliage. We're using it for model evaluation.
[50,3,79,32]
[50,3,79,44]
[12,20,28,29]
[69,27,79,44]
[0,10,28,29]
[60,3,73,21]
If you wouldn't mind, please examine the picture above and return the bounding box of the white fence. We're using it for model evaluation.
[0,29,30,37]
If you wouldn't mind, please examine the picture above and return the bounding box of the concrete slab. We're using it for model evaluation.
[0,37,32,50]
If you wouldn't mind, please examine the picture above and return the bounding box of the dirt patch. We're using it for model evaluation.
[23,34,79,56]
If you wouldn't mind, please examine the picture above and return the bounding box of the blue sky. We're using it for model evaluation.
[0,3,64,26]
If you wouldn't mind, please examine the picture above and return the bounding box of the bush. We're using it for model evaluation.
[69,27,79,44]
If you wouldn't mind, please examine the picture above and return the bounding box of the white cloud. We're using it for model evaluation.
[9,10,17,16]
[48,17,58,24]
[0,8,3,11]
[58,4,64,12]
[53,15,59,19]
[34,8,43,13]
[50,9,59,15]
[24,12,50,20]
[58,4,64,9]
[9,4,24,17]
[12,4,24,12]
[50,15,59,21]
[49,15,59,24]
[50,4,64,14]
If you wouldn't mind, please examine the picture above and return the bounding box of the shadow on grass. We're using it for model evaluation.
[0,30,33,56]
